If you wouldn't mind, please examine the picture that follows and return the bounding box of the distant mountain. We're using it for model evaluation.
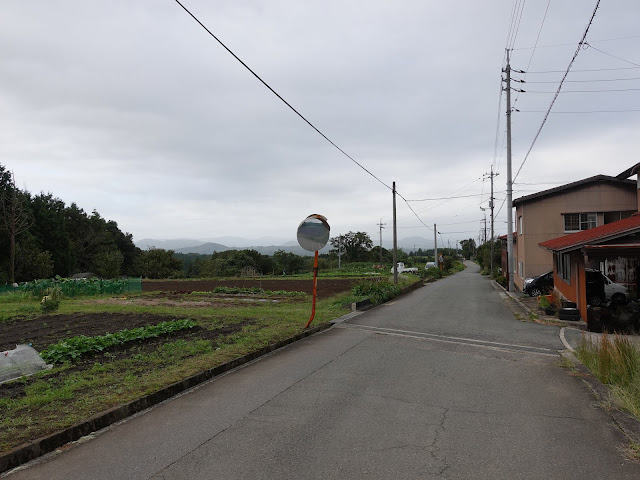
[135,238,208,250]
[136,236,441,256]
[174,243,331,256]
[175,243,230,255]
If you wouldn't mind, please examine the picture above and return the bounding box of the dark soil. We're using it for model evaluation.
[0,312,253,399]
[0,312,186,352]
[142,278,363,298]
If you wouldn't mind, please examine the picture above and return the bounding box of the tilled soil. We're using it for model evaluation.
[142,278,364,297]
[0,312,253,399]
[0,312,186,352]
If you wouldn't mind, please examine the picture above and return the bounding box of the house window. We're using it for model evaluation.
[556,253,571,283]
[564,213,596,232]
[518,216,523,235]
[518,261,524,278]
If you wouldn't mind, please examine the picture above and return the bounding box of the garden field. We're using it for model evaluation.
[141,278,365,297]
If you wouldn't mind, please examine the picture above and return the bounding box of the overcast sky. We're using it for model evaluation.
[1,1,639,249]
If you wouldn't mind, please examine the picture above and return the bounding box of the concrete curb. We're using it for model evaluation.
[0,322,333,474]
[560,350,640,447]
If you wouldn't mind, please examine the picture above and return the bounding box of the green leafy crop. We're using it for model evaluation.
[40,319,196,364]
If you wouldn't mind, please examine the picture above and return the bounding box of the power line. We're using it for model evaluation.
[513,0,550,108]
[512,34,640,50]
[520,109,640,113]
[527,66,640,73]
[584,43,640,67]
[507,0,527,50]
[407,193,487,202]
[173,0,392,191]
[513,0,602,183]
[526,87,640,93]
[526,77,640,83]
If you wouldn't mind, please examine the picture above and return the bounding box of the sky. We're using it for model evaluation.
[1,0,639,250]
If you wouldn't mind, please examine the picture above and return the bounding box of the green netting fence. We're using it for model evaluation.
[0,277,142,297]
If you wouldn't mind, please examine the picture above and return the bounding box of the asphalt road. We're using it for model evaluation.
[6,262,640,479]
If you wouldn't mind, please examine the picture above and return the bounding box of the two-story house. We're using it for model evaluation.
[511,175,637,291]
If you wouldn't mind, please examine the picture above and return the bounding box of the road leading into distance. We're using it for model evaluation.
[7,262,640,479]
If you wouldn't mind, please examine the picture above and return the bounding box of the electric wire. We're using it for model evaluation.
[526,87,640,93]
[173,0,392,191]
[584,43,640,67]
[520,109,640,113]
[512,0,602,183]
[512,34,640,50]
[527,66,640,74]
[526,77,640,83]
[512,0,551,108]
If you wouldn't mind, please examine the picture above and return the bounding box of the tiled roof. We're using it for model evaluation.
[539,213,640,252]
[512,175,634,206]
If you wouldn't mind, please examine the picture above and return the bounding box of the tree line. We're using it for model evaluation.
[1,166,464,282]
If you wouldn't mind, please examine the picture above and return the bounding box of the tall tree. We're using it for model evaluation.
[0,172,33,283]
[329,231,373,262]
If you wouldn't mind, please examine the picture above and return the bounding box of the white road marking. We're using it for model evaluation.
[559,327,575,352]
[344,324,556,353]
[339,326,559,357]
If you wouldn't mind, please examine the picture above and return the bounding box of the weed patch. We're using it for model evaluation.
[576,333,640,421]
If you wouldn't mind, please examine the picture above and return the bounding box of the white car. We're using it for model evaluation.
[586,268,629,305]
[391,262,418,274]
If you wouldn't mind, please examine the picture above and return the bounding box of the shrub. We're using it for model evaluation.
[495,275,507,287]
[40,286,62,313]
[351,281,401,305]
[425,267,443,279]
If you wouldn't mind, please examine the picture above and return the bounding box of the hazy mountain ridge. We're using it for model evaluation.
[135,236,438,256]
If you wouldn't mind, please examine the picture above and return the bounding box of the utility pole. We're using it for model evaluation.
[338,234,342,269]
[504,49,515,292]
[484,166,499,275]
[392,182,398,285]
[433,224,438,270]
[377,219,386,265]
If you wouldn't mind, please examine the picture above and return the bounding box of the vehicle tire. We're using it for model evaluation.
[588,295,603,307]
[612,293,627,306]
[558,308,581,321]
[529,287,543,297]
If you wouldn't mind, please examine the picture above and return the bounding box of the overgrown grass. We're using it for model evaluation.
[576,332,640,420]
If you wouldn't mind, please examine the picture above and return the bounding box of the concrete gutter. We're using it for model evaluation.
[560,349,640,448]
[0,322,335,474]
[488,278,640,447]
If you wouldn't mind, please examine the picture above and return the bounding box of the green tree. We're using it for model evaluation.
[30,193,73,276]
[329,231,373,262]
[460,238,476,260]
[134,248,182,279]
[476,239,501,273]
[0,172,33,283]
[92,249,125,279]
[273,250,306,274]
[14,232,54,281]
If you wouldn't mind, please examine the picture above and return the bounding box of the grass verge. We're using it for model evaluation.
[575,332,640,421]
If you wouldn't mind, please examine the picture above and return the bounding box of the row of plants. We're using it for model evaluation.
[341,280,403,306]
[190,287,307,297]
[12,276,142,297]
[40,319,196,364]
